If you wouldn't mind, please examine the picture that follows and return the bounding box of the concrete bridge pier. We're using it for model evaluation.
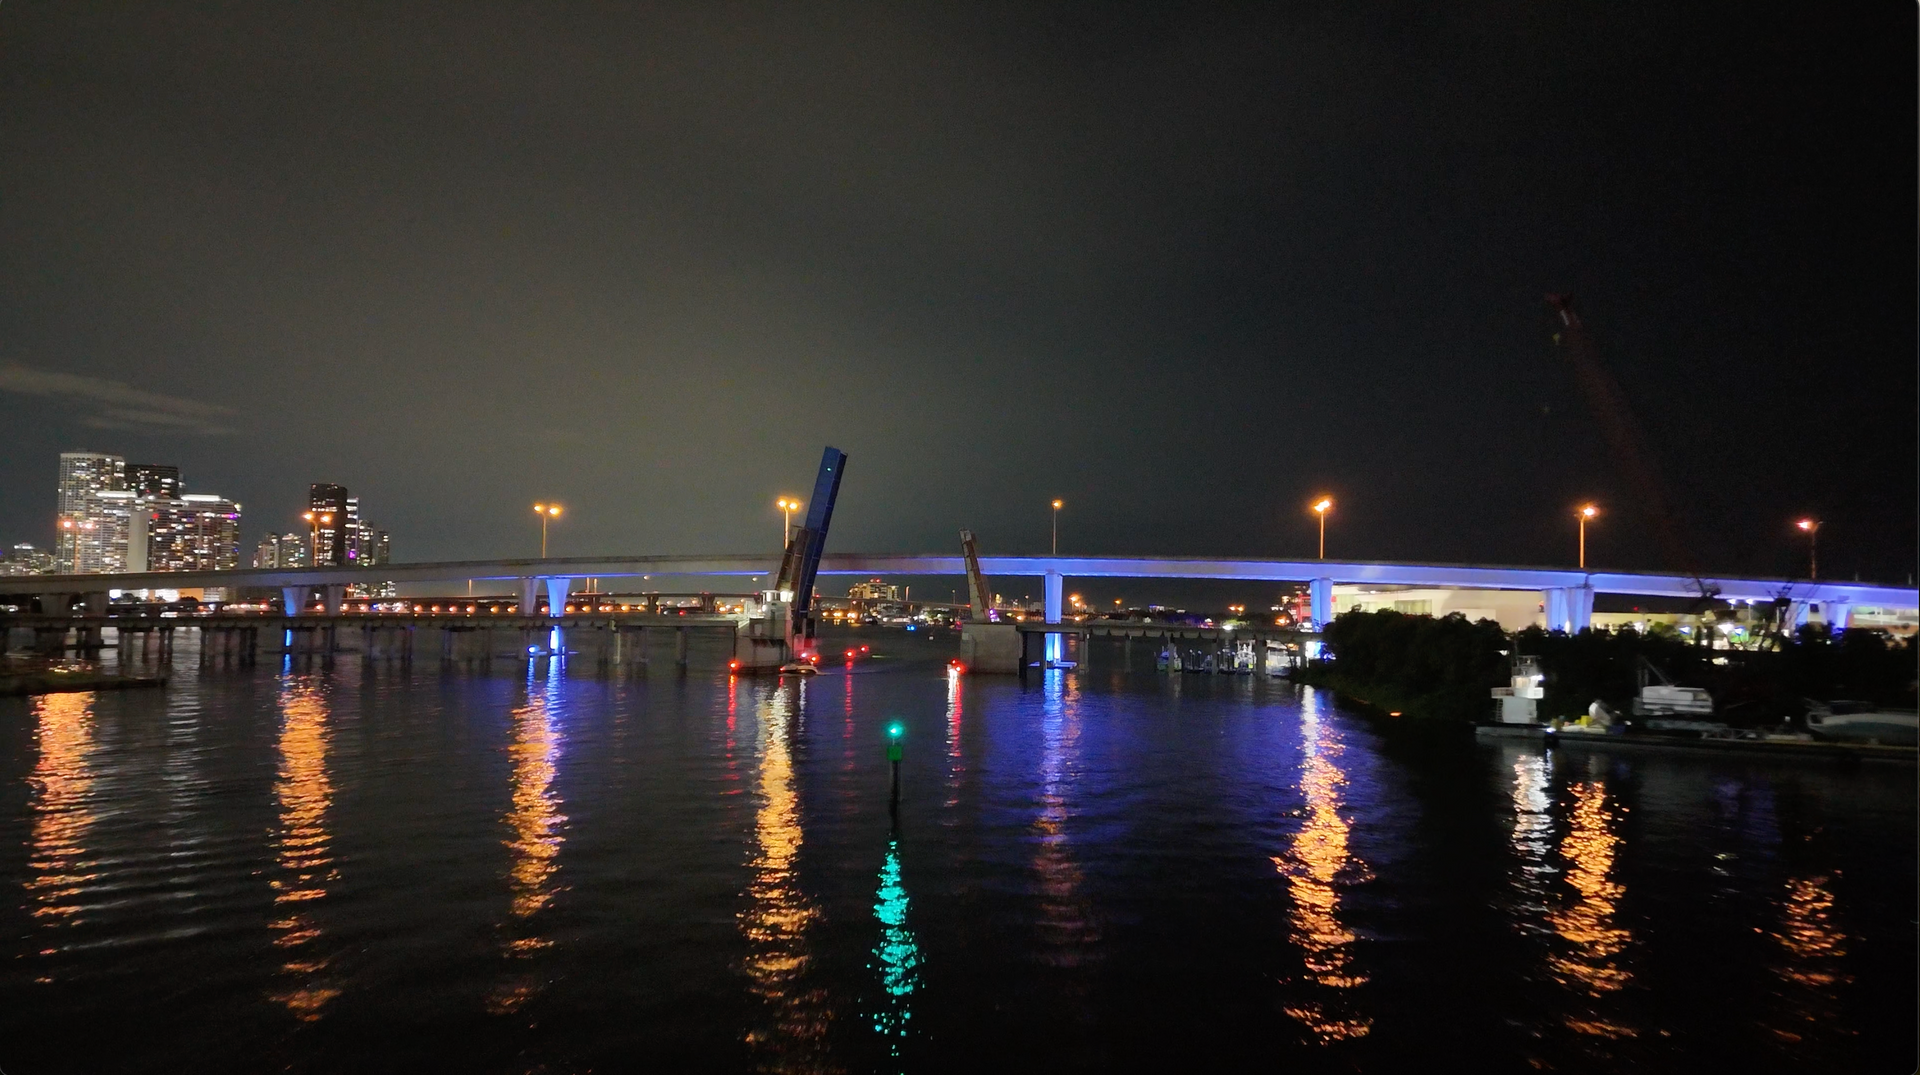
[674,626,689,669]
[520,578,541,616]
[1309,578,1334,629]
[1825,600,1853,631]
[546,578,571,617]
[323,586,345,616]
[1543,585,1595,633]
[33,627,67,655]
[282,586,305,616]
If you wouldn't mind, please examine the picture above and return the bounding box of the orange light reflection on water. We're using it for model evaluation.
[1275,694,1370,1042]
[1766,873,1852,1043]
[490,669,568,1014]
[26,692,99,966]
[1546,780,1635,1039]
[269,680,339,1021]
[739,684,833,1070]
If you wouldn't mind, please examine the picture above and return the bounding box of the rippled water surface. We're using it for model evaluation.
[0,629,1912,1073]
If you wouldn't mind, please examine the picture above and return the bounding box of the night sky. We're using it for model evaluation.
[2,3,1913,587]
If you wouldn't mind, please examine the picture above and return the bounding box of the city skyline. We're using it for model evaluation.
[21,448,398,578]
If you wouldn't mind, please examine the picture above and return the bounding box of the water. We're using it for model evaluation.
[0,628,1912,1073]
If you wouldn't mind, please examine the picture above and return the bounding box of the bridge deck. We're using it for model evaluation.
[0,553,1909,609]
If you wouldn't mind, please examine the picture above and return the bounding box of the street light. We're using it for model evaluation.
[302,511,333,566]
[1051,499,1063,556]
[1310,497,1334,559]
[533,503,563,557]
[776,497,802,547]
[1576,504,1599,569]
[1796,518,1821,579]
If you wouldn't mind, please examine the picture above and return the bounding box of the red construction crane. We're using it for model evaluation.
[1545,294,1714,600]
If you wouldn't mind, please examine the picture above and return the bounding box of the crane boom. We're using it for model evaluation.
[1546,295,1713,600]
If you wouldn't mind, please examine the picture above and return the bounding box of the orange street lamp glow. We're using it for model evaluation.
[776,497,802,546]
[1051,500,1063,555]
[302,511,333,564]
[534,503,563,557]
[1796,518,1821,579]
[1310,497,1333,559]
[1576,504,1599,569]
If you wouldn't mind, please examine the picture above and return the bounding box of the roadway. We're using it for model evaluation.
[0,553,1910,610]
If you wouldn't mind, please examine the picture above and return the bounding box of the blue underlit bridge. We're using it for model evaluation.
[0,554,1910,632]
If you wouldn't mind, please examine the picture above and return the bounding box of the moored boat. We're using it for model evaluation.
[1805,700,1918,746]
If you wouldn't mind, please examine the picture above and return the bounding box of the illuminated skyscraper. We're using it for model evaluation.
[254,532,309,569]
[309,483,349,565]
[126,463,182,500]
[55,452,124,571]
[147,495,243,572]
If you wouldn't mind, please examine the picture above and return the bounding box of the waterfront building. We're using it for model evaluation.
[55,451,125,570]
[146,494,243,572]
[1331,585,1546,631]
[848,578,901,602]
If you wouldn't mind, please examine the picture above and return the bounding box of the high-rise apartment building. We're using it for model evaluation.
[146,494,243,572]
[56,451,125,571]
[253,532,309,569]
[0,544,55,576]
[308,483,350,565]
[126,463,182,500]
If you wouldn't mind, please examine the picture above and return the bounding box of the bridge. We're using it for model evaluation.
[1,552,1910,632]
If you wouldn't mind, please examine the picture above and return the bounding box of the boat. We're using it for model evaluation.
[1804,700,1918,746]
[1632,658,1714,717]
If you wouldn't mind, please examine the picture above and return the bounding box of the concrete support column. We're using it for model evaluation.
[1309,578,1334,629]
[323,585,345,616]
[1823,601,1853,631]
[1044,570,1063,625]
[83,592,108,616]
[520,577,541,616]
[674,626,689,668]
[1543,587,1571,633]
[39,594,71,616]
[1569,584,1595,634]
[282,586,305,616]
[545,578,570,618]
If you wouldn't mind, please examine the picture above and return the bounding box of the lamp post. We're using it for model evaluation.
[1310,497,1333,559]
[1577,504,1599,569]
[1796,518,1821,579]
[302,511,333,566]
[1051,499,1063,556]
[533,503,562,557]
[777,497,801,546]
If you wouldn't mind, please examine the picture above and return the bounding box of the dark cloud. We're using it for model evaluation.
[0,364,238,435]
[0,2,1911,583]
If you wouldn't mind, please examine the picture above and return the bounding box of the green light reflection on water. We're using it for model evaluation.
[868,837,922,1064]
